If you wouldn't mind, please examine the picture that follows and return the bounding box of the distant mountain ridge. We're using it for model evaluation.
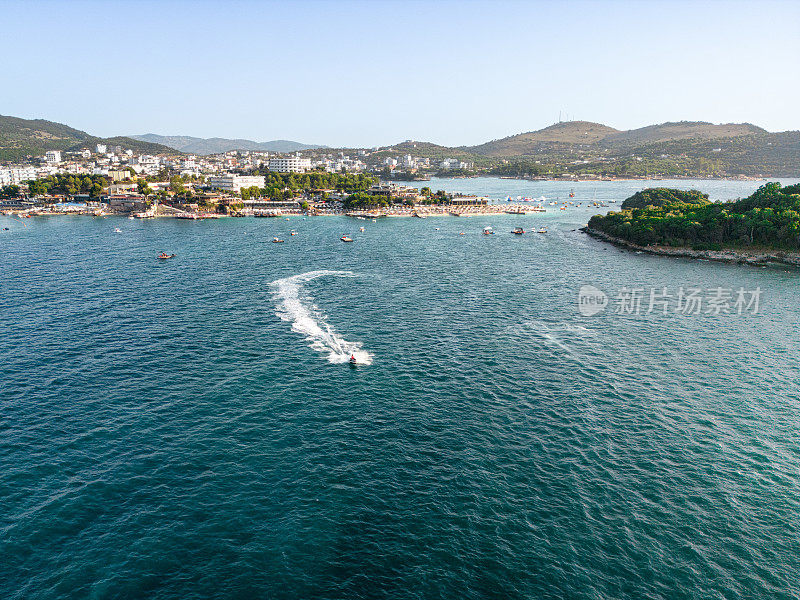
[465,120,769,157]
[130,134,324,155]
[0,115,176,161]
[2,114,798,177]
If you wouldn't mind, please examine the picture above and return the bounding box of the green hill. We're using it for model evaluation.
[0,115,178,161]
[620,188,710,209]
[600,121,766,148]
[468,121,620,156]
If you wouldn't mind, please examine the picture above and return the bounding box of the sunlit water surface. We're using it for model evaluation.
[2,178,799,599]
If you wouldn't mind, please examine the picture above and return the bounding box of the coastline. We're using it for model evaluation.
[581,226,800,267]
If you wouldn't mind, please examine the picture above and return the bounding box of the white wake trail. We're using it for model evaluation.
[270,270,373,364]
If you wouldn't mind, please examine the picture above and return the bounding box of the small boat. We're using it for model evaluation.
[359,226,365,232]
[341,235,354,242]
[272,237,284,243]
[537,227,548,234]
[290,231,297,236]
[114,228,122,233]
[434,227,440,231]
[349,354,358,365]
[483,226,494,235]
[158,253,176,259]
[512,227,524,235]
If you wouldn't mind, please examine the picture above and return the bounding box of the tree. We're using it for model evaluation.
[137,179,152,195]
[0,185,20,198]
[170,176,185,194]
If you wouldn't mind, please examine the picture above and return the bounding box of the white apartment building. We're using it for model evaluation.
[96,144,107,154]
[268,157,312,173]
[207,175,265,192]
[44,150,62,165]
[0,166,37,186]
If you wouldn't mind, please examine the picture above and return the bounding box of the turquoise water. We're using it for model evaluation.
[2,178,800,599]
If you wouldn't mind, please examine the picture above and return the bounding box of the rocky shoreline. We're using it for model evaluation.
[581,227,800,267]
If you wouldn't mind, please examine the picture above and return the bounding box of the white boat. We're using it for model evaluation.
[114,228,122,233]
[341,235,354,242]
[359,226,365,232]
[483,226,494,235]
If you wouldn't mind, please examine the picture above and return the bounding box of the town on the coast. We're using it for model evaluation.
[3,114,790,219]
[0,144,528,218]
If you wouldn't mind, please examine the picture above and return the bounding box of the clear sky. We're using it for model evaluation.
[2,0,799,147]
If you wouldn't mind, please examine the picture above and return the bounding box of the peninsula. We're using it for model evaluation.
[584,183,800,266]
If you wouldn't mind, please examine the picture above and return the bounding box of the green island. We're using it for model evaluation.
[585,183,800,265]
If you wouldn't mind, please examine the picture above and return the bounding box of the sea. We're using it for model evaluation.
[2,178,799,599]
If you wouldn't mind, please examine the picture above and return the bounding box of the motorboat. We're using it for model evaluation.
[290,231,297,236]
[114,228,122,233]
[341,235,354,242]
[537,227,548,233]
[512,227,524,235]
[349,354,358,365]
[158,253,176,259]
[359,226,365,232]
[272,237,284,243]
[483,226,494,235]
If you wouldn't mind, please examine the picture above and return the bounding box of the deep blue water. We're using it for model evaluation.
[2,178,800,599]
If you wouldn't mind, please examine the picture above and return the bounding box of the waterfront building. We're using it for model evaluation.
[268,156,312,173]
[207,175,265,192]
[0,166,37,186]
[107,194,147,212]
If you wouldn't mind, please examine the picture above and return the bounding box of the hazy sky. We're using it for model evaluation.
[2,0,799,147]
